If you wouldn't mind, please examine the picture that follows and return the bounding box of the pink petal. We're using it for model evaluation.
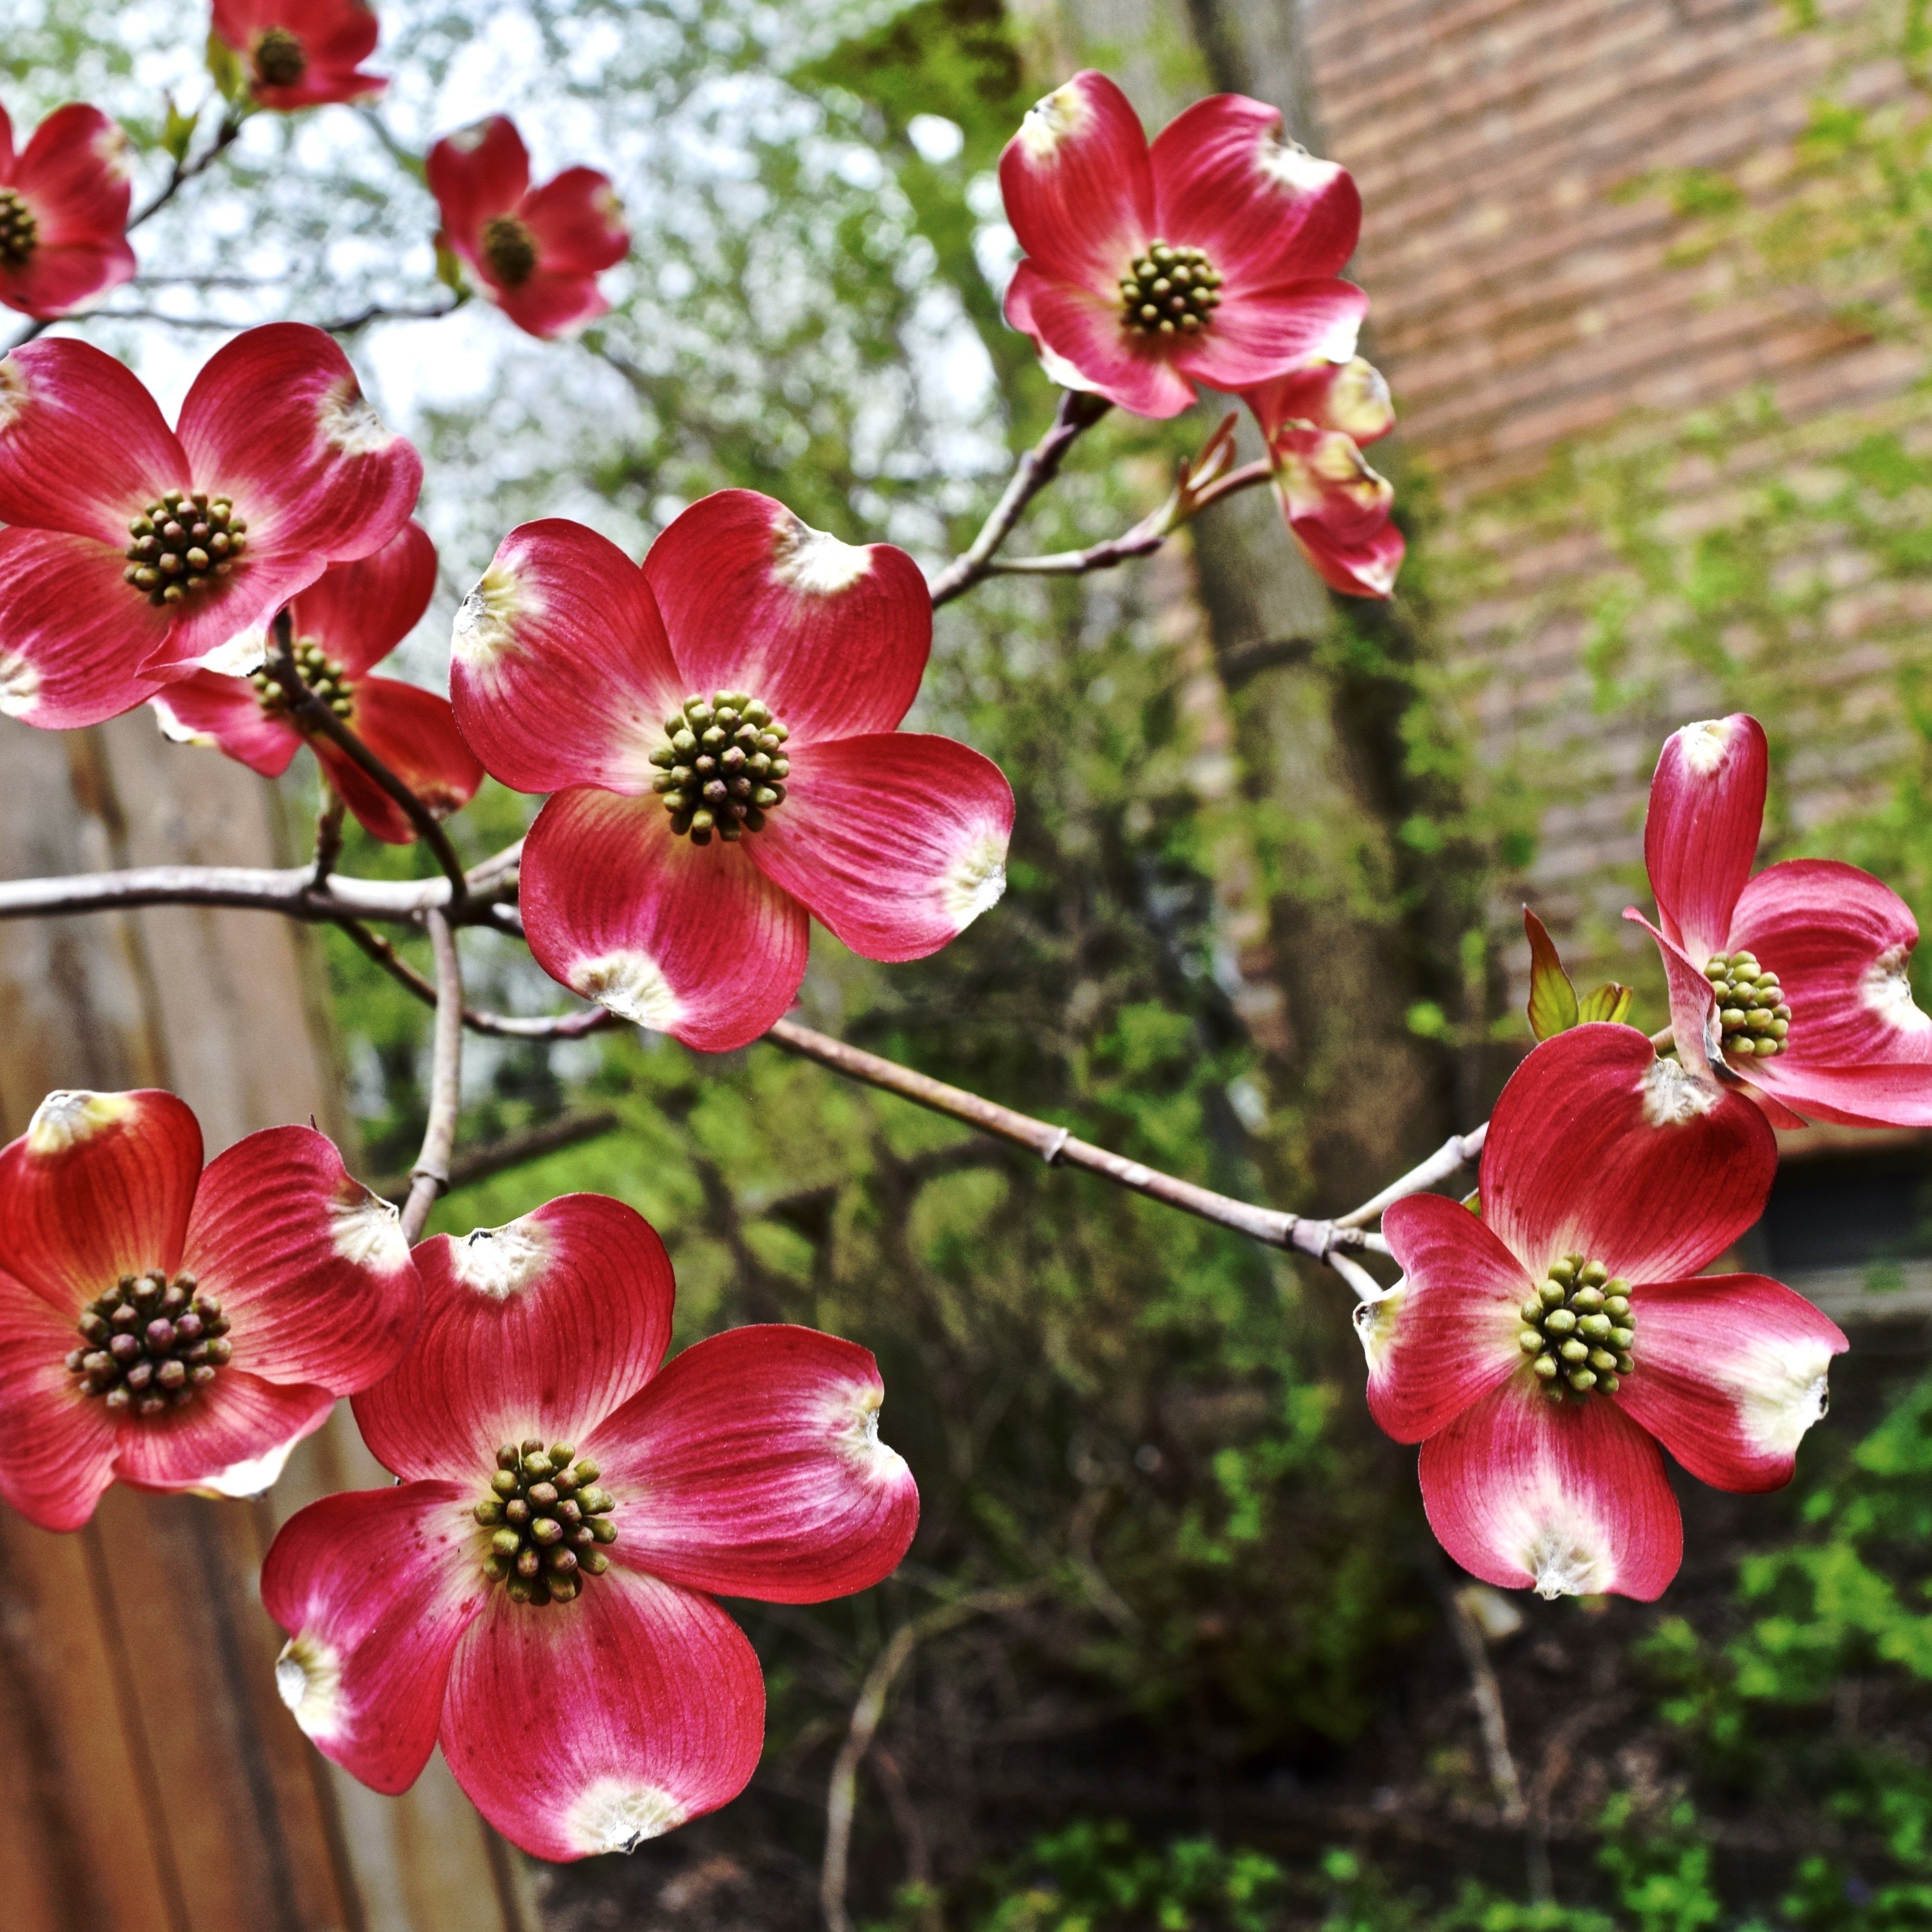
[1730,858,1932,1127]
[745,733,1012,962]
[1479,1023,1776,1287]
[520,167,629,275]
[1,238,139,320]
[0,337,187,543]
[440,1567,765,1861]
[998,71,1155,296]
[1269,424,1402,598]
[110,1367,334,1497]
[587,1324,920,1603]
[426,116,531,253]
[0,526,174,728]
[1004,261,1198,419]
[352,1193,675,1484]
[489,269,610,341]
[13,103,132,247]
[1615,1274,1846,1493]
[1244,355,1394,446]
[220,0,384,108]
[1644,713,1765,964]
[288,517,437,676]
[449,517,681,795]
[1370,1194,1536,1444]
[521,788,811,1052]
[261,1481,486,1793]
[316,677,484,844]
[181,1124,419,1395]
[1624,907,1726,1082]
[0,1089,202,1310]
[151,669,302,776]
[1151,95,1358,286]
[0,1266,119,1530]
[1419,1379,1682,1600]
[642,490,933,744]
[522,790,806,1048]
[1169,278,1368,394]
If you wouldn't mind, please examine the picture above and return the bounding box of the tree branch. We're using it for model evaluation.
[374,1108,621,1204]
[400,910,462,1244]
[1336,1122,1489,1228]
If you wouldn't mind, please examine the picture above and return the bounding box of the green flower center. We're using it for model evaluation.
[649,691,791,847]
[67,1270,232,1418]
[252,25,307,89]
[474,1439,618,1606]
[1516,1253,1636,1403]
[123,490,248,608]
[1703,949,1791,1060]
[480,214,539,288]
[0,188,38,268]
[251,637,353,722]
[1119,239,1222,339]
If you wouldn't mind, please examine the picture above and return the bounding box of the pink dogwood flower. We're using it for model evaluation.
[427,116,628,340]
[0,100,135,320]
[151,519,483,843]
[0,1088,419,1531]
[1244,355,1403,597]
[1361,1024,1846,1601]
[450,491,1014,1051]
[1630,712,1932,1128]
[211,0,386,110]
[999,71,1366,420]
[263,1192,918,1860]
[0,323,421,728]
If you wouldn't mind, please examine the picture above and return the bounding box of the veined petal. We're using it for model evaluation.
[288,518,436,676]
[489,270,610,342]
[426,116,531,252]
[140,549,338,682]
[1372,1194,1536,1443]
[999,72,1155,296]
[0,1089,202,1311]
[2,238,139,321]
[1480,1023,1775,1286]
[0,337,187,542]
[1419,1379,1682,1601]
[450,518,679,795]
[1169,278,1367,393]
[643,490,933,744]
[1616,1274,1846,1492]
[110,1369,334,1497]
[14,104,132,248]
[1269,424,1402,598]
[521,787,810,1053]
[316,678,484,845]
[1644,713,1765,964]
[1244,355,1394,446]
[261,1482,485,1793]
[181,1125,419,1396]
[0,1267,119,1531]
[353,1194,674,1484]
[440,1568,765,1863]
[0,525,173,728]
[1004,263,1197,419]
[152,670,301,776]
[588,1325,919,1603]
[1149,94,1360,286]
[746,733,1012,962]
[521,167,629,275]
[1625,908,1726,1082]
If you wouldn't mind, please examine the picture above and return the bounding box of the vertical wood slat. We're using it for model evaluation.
[0,712,533,1930]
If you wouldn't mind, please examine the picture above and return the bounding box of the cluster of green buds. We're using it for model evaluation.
[1704,950,1790,1059]
[480,213,539,288]
[1517,1253,1635,1402]
[1119,240,1223,338]
[0,187,37,266]
[475,1440,618,1606]
[250,637,354,721]
[251,25,308,89]
[649,691,790,846]
[123,490,248,607]
[66,1271,232,1417]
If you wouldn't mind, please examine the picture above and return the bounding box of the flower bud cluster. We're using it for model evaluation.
[66,1270,232,1417]
[123,490,248,607]
[0,188,37,267]
[252,26,308,90]
[1704,950,1790,1058]
[480,213,539,287]
[1120,240,1223,338]
[649,690,790,846]
[475,1439,618,1606]
[251,637,354,721]
[1516,1252,1635,1402]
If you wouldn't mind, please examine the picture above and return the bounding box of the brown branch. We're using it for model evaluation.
[400,910,462,1244]
[1337,1122,1489,1229]
[310,790,346,889]
[0,861,467,924]
[374,1108,621,1204]
[927,391,1112,607]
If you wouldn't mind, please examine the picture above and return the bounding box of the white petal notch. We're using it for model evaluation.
[565,1780,690,1856]
[449,1217,554,1300]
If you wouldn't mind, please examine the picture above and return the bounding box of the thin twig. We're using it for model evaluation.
[0,861,461,923]
[986,459,1272,578]
[1337,1122,1489,1228]
[320,294,462,334]
[927,391,1112,607]
[375,1108,621,1204]
[400,911,463,1244]
[310,791,346,889]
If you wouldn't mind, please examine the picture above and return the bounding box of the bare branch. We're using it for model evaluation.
[0,861,457,924]
[400,910,463,1244]
[374,1108,621,1204]
[321,294,463,335]
[1337,1122,1489,1228]
[310,790,346,889]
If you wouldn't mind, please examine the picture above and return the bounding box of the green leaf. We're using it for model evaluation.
[1524,906,1579,1040]
[1577,981,1635,1025]
[205,30,245,104]
[161,96,200,166]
